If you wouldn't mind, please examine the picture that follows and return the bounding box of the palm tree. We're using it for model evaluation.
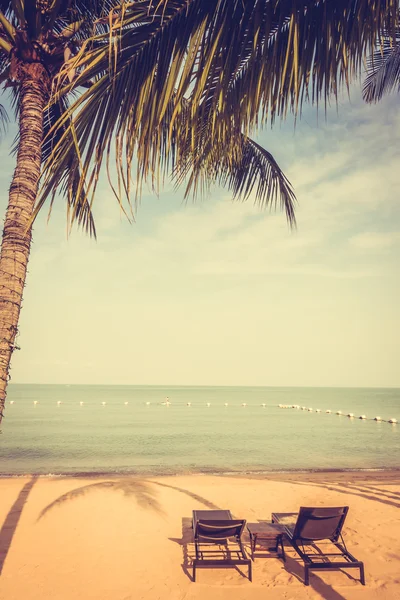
[363,26,400,102]
[0,1,114,422]
[0,1,397,424]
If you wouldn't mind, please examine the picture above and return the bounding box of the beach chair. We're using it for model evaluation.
[273,506,365,586]
[192,517,252,582]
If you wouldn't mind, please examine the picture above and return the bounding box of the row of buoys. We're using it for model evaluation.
[9,400,398,423]
[282,404,397,424]
[13,400,263,407]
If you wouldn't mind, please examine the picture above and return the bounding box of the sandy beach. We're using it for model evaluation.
[0,471,399,600]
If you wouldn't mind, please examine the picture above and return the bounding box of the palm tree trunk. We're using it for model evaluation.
[0,63,49,424]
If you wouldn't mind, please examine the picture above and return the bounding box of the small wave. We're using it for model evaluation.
[1,465,399,478]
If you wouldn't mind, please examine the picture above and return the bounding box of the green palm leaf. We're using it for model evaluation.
[181,136,296,225]
[363,29,400,102]
[42,97,96,237]
[38,0,398,235]
[0,102,8,136]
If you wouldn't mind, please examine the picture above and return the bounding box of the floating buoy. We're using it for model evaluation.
[57,401,62,405]
[316,409,321,413]
[374,416,382,421]
[261,403,266,407]
[187,402,191,407]
[301,406,306,410]
[278,404,283,408]
[9,400,14,404]
[347,413,354,418]
[308,408,313,412]
[224,403,228,407]
[336,411,342,415]
[101,402,106,406]
[206,403,211,407]
[359,415,366,420]
[124,402,128,405]
[242,403,247,407]
[389,418,397,424]
[80,401,84,406]
[33,401,38,405]
[326,410,331,414]
[145,402,150,406]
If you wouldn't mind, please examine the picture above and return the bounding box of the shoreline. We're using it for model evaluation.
[1,466,400,479]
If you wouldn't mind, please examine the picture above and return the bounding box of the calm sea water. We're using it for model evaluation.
[0,385,399,475]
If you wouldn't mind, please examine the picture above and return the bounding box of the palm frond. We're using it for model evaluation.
[166,94,296,225]
[37,95,96,237]
[182,136,296,225]
[363,29,400,102]
[0,101,8,136]
[39,0,398,233]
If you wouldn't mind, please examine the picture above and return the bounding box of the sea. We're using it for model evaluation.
[0,385,399,476]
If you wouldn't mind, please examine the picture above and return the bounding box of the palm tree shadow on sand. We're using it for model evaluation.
[148,480,220,509]
[38,478,220,521]
[0,476,37,575]
[280,479,400,510]
[38,480,165,520]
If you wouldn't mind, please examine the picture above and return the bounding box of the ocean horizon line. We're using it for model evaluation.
[8,382,400,390]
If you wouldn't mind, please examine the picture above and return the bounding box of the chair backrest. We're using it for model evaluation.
[292,507,349,542]
[194,519,246,542]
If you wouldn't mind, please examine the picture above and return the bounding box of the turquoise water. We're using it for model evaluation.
[0,385,399,475]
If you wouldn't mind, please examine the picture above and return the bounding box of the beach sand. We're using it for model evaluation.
[0,472,399,600]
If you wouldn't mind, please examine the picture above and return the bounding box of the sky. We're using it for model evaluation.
[0,85,399,388]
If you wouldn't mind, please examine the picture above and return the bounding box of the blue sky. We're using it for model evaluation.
[1,85,399,387]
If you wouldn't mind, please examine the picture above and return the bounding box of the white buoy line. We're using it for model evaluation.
[9,400,264,407]
[7,400,397,424]
[278,404,398,424]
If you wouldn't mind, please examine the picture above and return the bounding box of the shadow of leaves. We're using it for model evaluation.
[38,479,164,520]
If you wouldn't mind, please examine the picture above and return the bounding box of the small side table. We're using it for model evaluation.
[246,522,285,561]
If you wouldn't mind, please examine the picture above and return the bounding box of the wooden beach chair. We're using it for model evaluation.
[192,510,252,582]
[272,506,365,586]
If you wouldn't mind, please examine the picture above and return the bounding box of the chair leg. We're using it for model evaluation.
[250,534,255,560]
[280,537,286,562]
[193,565,196,582]
[360,563,366,585]
[304,565,310,586]
[248,561,253,582]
